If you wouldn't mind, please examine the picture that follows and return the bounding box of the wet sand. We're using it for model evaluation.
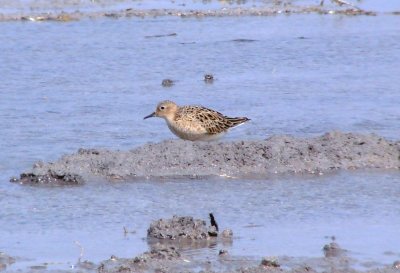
[12,131,400,185]
[98,245,400,273]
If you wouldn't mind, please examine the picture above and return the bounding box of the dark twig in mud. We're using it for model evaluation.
[209,213,219,232]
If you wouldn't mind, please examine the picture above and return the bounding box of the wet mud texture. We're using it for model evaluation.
[98,242,399,273]
[0,3,383,22]
[4,215,400,273]
[147,215,219,240]
[13,132,400,185]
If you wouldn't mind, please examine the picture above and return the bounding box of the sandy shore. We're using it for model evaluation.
[0,2,391,22]
[11,131,400,185]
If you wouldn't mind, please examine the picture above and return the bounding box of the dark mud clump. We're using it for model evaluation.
[161,78,175,87]
[148,215,216,240]
[323,241,346,258]
[133,244,181,264]
[13,132,400,184]
[98,244,183,273]
[204,73,215,83]
[99,215,232,272]
[10,170,84,186]
[260,257,280,268]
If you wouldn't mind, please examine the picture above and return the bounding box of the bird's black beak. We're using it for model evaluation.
[144,112,156,119]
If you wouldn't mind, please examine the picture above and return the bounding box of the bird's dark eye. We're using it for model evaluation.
[160,106,165,110]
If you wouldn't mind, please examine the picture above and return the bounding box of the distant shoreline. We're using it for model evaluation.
[1,4,398,22]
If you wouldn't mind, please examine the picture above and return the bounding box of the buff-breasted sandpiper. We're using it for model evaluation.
[144,100,250,141]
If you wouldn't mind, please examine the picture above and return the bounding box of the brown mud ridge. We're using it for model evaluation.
[11,131,400,186]
[0,4,389,22]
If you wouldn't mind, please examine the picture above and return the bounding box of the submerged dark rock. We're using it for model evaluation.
[13,132,400,184]
[204,73,214,83]
[162,78,175,87]
[11,170,84,186]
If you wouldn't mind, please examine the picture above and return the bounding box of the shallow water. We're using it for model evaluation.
[2,172,400,270]
[1,1,400,270]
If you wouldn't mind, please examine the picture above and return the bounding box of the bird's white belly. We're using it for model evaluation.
[166,122,224,141]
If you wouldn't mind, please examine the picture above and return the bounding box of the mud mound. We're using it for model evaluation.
[133,244,181,264]
[12,132,400,185]
[98,244,182,273]
[148,216,214,240]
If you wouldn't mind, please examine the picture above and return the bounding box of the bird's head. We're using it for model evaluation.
[144,100,178,121]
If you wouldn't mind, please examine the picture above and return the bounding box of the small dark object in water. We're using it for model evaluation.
[162,79,174,87]
[261,257,280,267]
[145,33,177,39]
[204,74,214,83]
[218,249,228,256]
[323,242,345,257]
[78,148,100,155]
[9,177,18,182]
[209,213,219,231]
[11,171,84,186]
[231,38,257,43]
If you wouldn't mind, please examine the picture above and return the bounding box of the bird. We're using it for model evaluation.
[144,100,250,141]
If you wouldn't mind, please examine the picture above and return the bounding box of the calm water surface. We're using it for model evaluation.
[1,172,400,270]
[0,6,400,271]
